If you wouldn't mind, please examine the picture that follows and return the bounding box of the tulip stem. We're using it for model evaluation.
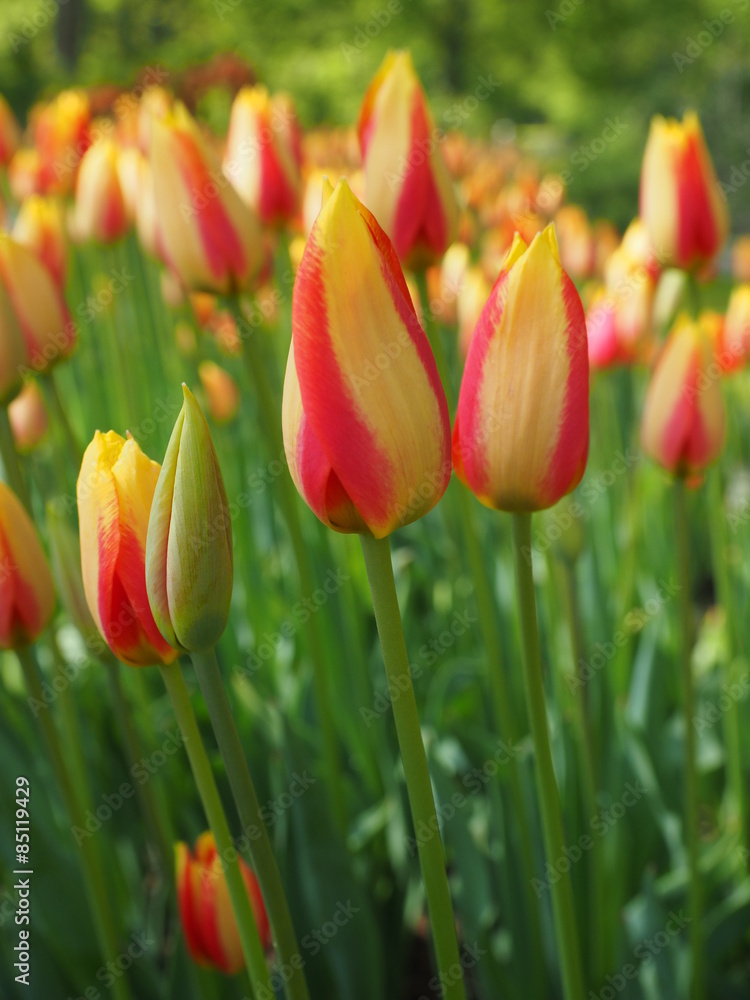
[158,662,271,997]
[359,533,467,1000]
[17,645,131,1000]
[190,646,311,1000]
[511,513,585,1000]
[0,404,32,513]
[673,479,703,1000]
[235,302,346,833]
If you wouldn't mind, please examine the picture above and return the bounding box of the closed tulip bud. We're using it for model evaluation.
[146,385,233,651]
[33,89,91,196]
[45,501,99,647]
[0,94,20,166]
[0,236,76,373]
[198,361,240,424]
[8,148,45,202]
[282,178,450,537]
[151,103,263,294]
[553,205,595,280]
[0,481,55,649]
[9,381,48,453]
[639,112,729,271]
[731,236,750,283]
[641,314,726,480]
[176,832,270,974]
[719,285,750,373]
[12,195,69,288]
[225,86,302,226]
[72,140,129,244]
[357,50,458,268]
[458,267,491,359]
[453,225,589,511]
[78,431,178,667]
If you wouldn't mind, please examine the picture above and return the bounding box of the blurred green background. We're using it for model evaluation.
[0,0,749,230]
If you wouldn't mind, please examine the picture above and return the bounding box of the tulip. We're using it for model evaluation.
[0,481,55,649]
[78,430,178,667]
[72,140,129,244]
[198,361,240,424]
[12,195,69,288]
[731,236,750,283]
[117,148,160,257]
[8,148,45,201]
[641,313,725,480]
[8,381,48,453]
[457,266,491,359]
[453,225,589,511]
[639,111,729,271]
[0,94,20,166]
[176,832,270,974]
[553,205,595,280]
[282,178,451,537]
[146,385,233,652]
[0,236,75,373]
[150,102,263,294]
[719,284,750,373]
[357,50,458,268]
[224,86,302,226]
[32,88,91,196]
[0,278,29,403]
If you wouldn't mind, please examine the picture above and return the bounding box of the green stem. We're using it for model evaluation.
[511,513,585,1000]
[235,301,346,833]
[673,479,703,1000]
[359,533,466,1000]
[158,662,270,996]
[17,645,131,1000]
[190,647,311,1000]
[0,404,32,512]
[560,558,605,986]
[41,370,82,469]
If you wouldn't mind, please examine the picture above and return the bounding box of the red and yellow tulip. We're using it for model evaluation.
[224,86,302,226]
[0,94,20,167]
[0,235,75,372]
[719,284,750,373]
[0,481,55,649]
[77,430,177,667]
[12,195,69,289]
[9,381,48,453]
[641,313,726,480]
[176,832,270,975]
[639,111,729,271]
[282,178,451,537]
[357,51,458,269]
[72,139,129,244]
[150,102,263,294]
[453,225,589,511]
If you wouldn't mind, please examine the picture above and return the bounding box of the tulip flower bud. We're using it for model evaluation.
[0,481,55,649]
[553,205,595,280]
[45,500,100,647]
[33,89,91,196]
[641,314,726,480]
[0,235,76,373]
[78,430,178,667]
[0,94,20,167]
[719,284,750,373]
[176,832,270,974]
[639,111,729,271]
[150,103,263,294]
[357,50,458,269]
[146,385,233,651]
[72,140,129,244]
[198,361,240,424]
[453,225,589,512]
[9,381,48,453]
[458,267,491,359]
[12,195,69,289]
[282,178,451,537]
[225,86,302,226]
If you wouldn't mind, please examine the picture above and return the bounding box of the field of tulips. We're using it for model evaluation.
[1,36,750,1000]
